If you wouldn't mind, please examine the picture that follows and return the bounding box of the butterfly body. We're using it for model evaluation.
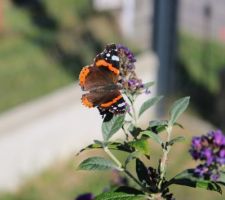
[79,44,126,119]
[88,84,120,93]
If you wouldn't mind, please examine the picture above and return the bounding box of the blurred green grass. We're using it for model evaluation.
[1,1,71,112]
[0,35,72,112]
[0,0,122,113]
[179,32,225,93]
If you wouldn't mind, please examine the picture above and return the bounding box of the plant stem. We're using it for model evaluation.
[149,193,163,200]
[131,101,138,126]
[124,169,144,189]
[122,126,129,142]
[104,147,147,191]
[104,146,123,171]
[158,125,173,189]
[127,93,138,126]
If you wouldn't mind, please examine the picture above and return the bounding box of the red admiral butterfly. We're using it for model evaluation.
[79,44,127,120]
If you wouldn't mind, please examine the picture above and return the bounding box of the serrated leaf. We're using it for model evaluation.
[168,169,222,194]
[138,96,163,117]
[140,130,162,145]
[129,139,150,156]
[95,192,145,200]
[168,136,185,146]
[102,114,125,141]
[78,157,118,171]
[136,159,151,186]
[169,96,190,126]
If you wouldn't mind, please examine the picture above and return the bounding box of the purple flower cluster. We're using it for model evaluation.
[127,78,144,93]
[190,130,225,181]
[116,44,145,94]
[116,44,136,65]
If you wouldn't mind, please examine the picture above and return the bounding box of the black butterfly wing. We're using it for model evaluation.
[82,90,126,115]
[94,44,120,74]
[97,93,127,121]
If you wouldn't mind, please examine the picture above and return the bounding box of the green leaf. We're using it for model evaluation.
[102,114,125,141]
[218,172,225,186]
[148,120,168,134]
[95,192,145,200]
[168,136,185,146]
[76,143,103,156]
[140,130,162,145]
[174,122,184,129]
[169,96,190,126]
[125,152,141,167]
[128,125,143,138]
[129,139,150,156]
[143,81,154,89]
[138,96,163,117]
[149,120,168,128]
[168,169,222,194]
[136,159,151,186]
[78,157,118,171]
[94,140,105,146]
[76,142,136,156]
[115,186,144,195]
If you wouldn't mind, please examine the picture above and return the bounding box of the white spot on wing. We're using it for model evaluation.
[111,55,119,61]
[118,102,125,107]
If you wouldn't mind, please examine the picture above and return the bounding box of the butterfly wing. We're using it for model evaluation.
[82,90,126,115]
[94,44,120,75]
[97,91,127,121]
[79,65,118,91]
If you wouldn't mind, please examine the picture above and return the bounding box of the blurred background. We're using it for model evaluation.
[0,0,225,199]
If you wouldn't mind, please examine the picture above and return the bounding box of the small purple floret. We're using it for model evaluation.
[211,173,220,181]
[213,130,225,146]
[194,165,209,176]
[201,148,213,165]
[219,149,225,157]
[116,44,136,63]
[217,157,225,165]
[192,136,201,149]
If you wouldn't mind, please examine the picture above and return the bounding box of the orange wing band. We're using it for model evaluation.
[96,59,119,75]
[100,95,122,108]
[79,66,90,87]
[82,96,93,108]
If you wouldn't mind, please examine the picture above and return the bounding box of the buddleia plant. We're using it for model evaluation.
[75,44,225,200]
